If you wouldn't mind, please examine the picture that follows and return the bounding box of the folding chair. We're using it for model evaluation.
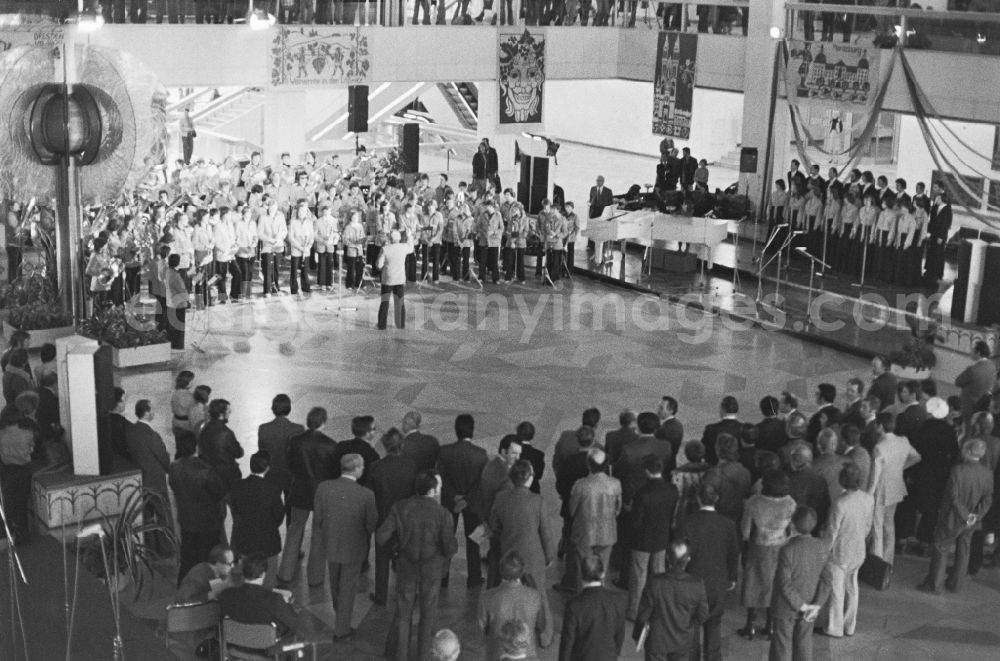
[164,601,220,653]
[221,617,281,661]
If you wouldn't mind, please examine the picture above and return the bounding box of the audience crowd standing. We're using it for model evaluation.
[6,333,1000,660]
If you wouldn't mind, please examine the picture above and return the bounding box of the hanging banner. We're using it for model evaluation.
[652,31,697,139]
[497,28,545,131]
[0,25,65,55]
[784,40,880,110]
[270,26,370,87]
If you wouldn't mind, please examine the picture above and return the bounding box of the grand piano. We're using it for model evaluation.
[581,207,729,272]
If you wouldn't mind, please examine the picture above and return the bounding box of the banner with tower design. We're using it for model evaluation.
[652,32,697,139]
[497,28,546,130]
[784,40,880,110]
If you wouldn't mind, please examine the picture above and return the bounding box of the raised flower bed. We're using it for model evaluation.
[78,308,170,369]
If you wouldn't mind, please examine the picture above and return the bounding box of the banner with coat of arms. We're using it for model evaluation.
[497,28,545,131]
[270,26,370,87]
[784,40,880,111]
[652,31,697,139]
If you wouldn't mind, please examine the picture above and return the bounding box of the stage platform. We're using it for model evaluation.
[573,219,990,384]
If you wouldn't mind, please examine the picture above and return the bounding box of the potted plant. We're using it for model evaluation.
[78,307,170,368]
[1,271,75,344]
[890,314,941,380]
[74,489,177,599]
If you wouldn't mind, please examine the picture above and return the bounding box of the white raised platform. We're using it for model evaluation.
[32,467,143,535]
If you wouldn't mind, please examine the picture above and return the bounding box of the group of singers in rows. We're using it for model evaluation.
[767,161,953,287]
[82,152,585,320]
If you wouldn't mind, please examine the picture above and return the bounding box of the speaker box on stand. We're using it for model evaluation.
[347,85,369,133]
[401,122,419,174]
[517,156,549,215]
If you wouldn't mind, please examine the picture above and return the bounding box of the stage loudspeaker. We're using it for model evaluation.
[401,123,419,173]
[517,156,549,214]
[977,244,1000,326]
[739,147,758,174]
[347,85,369,133]
[951,239,973,322]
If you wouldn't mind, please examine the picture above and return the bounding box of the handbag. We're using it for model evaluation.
[859,554,892,591]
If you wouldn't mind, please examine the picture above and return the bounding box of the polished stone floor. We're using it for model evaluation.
[113,276,1000,661]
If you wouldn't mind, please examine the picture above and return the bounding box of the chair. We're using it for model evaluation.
[221,616,282,661]
[164,601,221,653]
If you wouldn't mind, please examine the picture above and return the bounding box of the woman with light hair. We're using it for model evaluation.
[431,629,460,661]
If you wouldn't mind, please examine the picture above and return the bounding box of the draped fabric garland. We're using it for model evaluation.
[897,48,1000,226]
[781,40,896,182]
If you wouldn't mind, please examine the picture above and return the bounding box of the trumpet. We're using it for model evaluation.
[96,257,124,288]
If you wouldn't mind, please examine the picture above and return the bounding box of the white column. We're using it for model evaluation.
[476,81,518,192]
[740,0,790,216]
[262,89,308,163]
[56,335,101,476]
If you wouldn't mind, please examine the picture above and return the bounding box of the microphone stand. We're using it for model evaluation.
[852,223,870,290]
[0,471,29,661]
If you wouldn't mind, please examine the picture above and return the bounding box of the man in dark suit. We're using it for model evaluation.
[787,159,806,194]
[869,355,897,413]
[370,429,418,605]
[169,444,228,582]
[841,378,866,432]
[678,147,698,192]
[787,444,831,531]
[955,340,997,422]
[278,407,338,586]
[230,451,285,588]
[701,396,742,465]
[633,540,710,661]
[219,553,298,637]
[769,507,832,661]
[256,393,304,502]
[924,186,952,283]
[895,380,927,441]
[918,438,994,594]
[489,460,556,646]
[480,435,520,587]
[555,426,597,591]
[627,455,679,621]
[558,554,627,661]
[615,412,675,507]
[756,395,788,455]
[125,400,171,553]
[197,398,244,488]
[401,410,440,473]
[807,383,841,446]
[437,413,488,588]
[515,421,546,495]
[588,175,613,220]
[35,371,60,442]
[314,453,378,640]
[175,543,234,603]
[378,470,458,661]
[337,415,381,485]
[655,397,684,461]
[604,410,638,466]
[679,482,739,661]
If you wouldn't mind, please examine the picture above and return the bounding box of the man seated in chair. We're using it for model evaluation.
[219,552,299,638]
[175,543,235,604]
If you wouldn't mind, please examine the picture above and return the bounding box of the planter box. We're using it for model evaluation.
[3,322,75,347]
[111,342,171,369]
[890,364,931,381]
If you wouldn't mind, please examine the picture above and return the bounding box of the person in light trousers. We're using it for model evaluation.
[377,230,413,330]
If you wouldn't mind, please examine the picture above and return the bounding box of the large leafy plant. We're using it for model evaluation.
[75,489,177,600]
[2,271,72,330]
[78,307,167,349]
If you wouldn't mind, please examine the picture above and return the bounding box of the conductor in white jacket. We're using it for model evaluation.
[376,230,413,330]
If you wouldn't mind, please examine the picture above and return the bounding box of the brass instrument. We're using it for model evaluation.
[96,257,124,288]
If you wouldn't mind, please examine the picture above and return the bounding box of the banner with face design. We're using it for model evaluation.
[652,31,697,139]
[497,28,545,130]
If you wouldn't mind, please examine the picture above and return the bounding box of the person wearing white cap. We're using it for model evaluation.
[906,397,959,552]
[917,438,994,594]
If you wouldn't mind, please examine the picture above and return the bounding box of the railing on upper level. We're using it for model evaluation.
[2,0,1000,59]
[785,2,1000,57]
